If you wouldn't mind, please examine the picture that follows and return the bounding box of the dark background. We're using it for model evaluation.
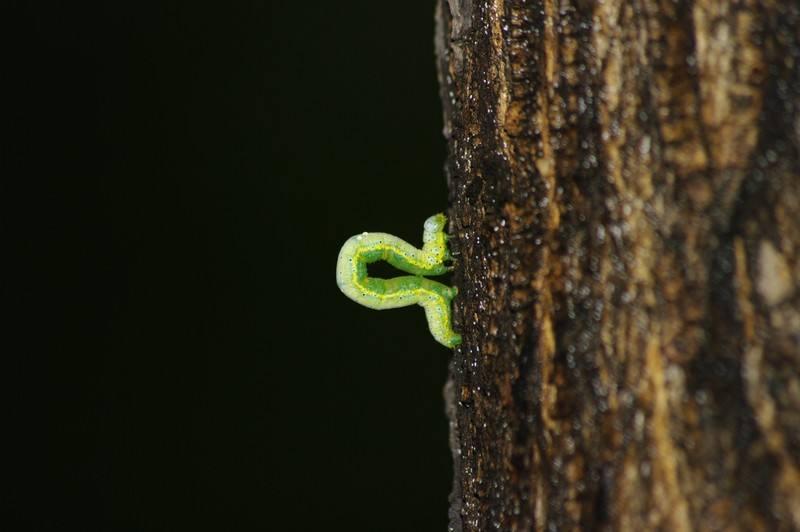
[11,2,453,530]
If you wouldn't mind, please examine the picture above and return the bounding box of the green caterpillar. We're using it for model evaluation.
[335,213,461,348]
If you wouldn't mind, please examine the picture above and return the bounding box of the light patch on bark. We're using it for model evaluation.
[737,238,800,527]
[644,337,691,531]
[447,0,473,38]
[693,1,763,170]
[756,240,794,306]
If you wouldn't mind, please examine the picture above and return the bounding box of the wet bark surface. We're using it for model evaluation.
[435,1,800,530]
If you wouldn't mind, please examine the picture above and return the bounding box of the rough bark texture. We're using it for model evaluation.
[435,1,800,530]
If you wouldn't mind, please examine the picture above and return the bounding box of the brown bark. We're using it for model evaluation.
[436,1,800,530]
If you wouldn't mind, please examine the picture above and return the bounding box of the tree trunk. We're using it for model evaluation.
[435,1,800,530]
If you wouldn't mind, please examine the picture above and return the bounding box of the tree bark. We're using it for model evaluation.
[435,1,800,530]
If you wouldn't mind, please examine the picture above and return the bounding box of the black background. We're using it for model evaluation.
[11,2,452,530]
